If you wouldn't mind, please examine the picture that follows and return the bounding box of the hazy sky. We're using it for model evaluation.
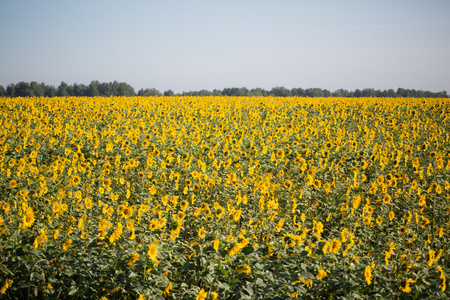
[1,0,449,93]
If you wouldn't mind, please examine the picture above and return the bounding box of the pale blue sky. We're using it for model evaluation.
[1,0,449,93]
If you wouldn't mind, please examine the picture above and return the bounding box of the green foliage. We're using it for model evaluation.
[0,96,449,299]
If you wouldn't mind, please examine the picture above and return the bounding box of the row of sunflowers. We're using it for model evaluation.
[0,96,449,299]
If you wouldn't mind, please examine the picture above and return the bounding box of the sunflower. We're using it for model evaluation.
[208,150,214,159]
[126,220,135,230]
[276,149,285,159]
[283,179,293,190]
[324,141,333,149]
[127,253,140,267]
[198,226,205,239]
[102,178,112,188]
[22,208,35,228]
[204,208,212,216]
[388,211,395,221]
[363,215,372,226]
[313,179,321,189]
[180,200,189,211]
[62,239,72,251]
[177,211,186,221]
[237,266,252,274]
[33,229,48,249]
[142,140,150,148]
[70,175,81,185]
[213,236,220,252]
[147,244,159,262]
[399,226,409,234]
[196,288,207,300]
[0,279,13,294]
[400,279,415,293]
[316,269,327,280]
[330,238,341,254]
[420,217,430,228]
[364,265,373,285]
[149,219,158,231]
[312,220,324,237]
[9,180,18,188]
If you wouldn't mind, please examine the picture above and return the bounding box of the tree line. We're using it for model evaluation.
[0,81,448,98]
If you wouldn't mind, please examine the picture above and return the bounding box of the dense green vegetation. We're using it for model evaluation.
[0,81,447,98]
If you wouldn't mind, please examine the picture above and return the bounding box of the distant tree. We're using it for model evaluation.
[117,82,135,96]
[270,87,291,97]
[250,88,265,97]
[57,82,69,96]
[73,83,87,96]
[221,88,231,96]
[66,84,74,96]
[200,89,214,96]
[98,82,113,96]
[385,89,396,97]
[415,90,425,98]
[87,81,100,96]
[45,85,56,97]
[222,87,249,96]
[396,88,406,97]
[424,90,433,98]
[6,84,15,97]
[362,88,376,97]
[291,88,305,97]
[112,81,119,95]
[138,88,161,96]
[2,81,448,98]
[375,90,384,97]
[323,89,331,97]
[40,83,47,96]
[164,89,175,96]
[15,81,33,97]
[304,88,324,97]
[238,87,249,96]
[404,89,413,97]
[332,89,348,97]
[28,81,45,97]
[437,90,448,98]
[212,89,222,96]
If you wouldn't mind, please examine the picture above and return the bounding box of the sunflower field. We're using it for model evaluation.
[0,96,449,299]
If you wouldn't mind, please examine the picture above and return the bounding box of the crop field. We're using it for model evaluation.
[0,96,449,299]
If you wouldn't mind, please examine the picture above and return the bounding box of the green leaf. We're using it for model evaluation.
[204,274,214,283]
[241,245,254,255]
[297,271,315,280]
[129,271,139,278]
[255,278,265,287]
[218,282,231,291]
[219,265,229,276]
[68,287,78,295]
[243,286,254,296]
